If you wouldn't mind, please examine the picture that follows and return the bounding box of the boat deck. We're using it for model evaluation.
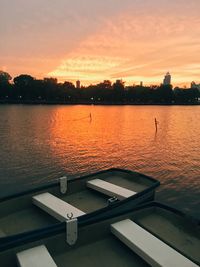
[132,206,200,262]
[53,235,150,267]
[0,189,108,236]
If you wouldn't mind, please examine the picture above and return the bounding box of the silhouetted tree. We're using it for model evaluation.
[13,74,34,87]
[154,84,173,103]
[60,81,76,101]
[174,88,199,103]
[112,80,125,101]
[0,71,12,99]
[13,74,35,100]
[0,71,12,84]
[43,78,57,84]
[126,86,153,103]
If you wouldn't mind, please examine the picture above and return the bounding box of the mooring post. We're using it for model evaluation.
[155,118,158,132]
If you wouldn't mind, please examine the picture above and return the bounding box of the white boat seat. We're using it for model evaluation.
[111,219,198,267]
[87,179,136,200]
[16,245,57,267]
[32,192,85,222]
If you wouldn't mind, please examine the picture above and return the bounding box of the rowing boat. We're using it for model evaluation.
[0,168,159,238]
[0,201,199,267]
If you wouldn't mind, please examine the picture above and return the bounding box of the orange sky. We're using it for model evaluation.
[1,0,200,87]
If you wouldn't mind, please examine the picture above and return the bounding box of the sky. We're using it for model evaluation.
[1,0,200,86]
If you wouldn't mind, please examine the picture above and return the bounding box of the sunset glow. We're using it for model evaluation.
[1,0,200,86]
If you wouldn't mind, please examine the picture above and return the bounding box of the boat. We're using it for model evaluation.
[0,202,199,266]
[0,168,159,238]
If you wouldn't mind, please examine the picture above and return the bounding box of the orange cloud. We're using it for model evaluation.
[3,0,199,86]
[48,7,200,86]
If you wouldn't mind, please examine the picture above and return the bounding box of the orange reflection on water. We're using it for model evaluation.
[48,105,156,160]
[48,105,200,185]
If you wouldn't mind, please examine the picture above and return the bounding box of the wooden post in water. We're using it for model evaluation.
[89,113,92,123]
[155,118,158,132]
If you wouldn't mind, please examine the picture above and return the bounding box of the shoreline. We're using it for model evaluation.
[0,100,199,106]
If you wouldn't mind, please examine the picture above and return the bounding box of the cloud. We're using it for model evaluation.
[1,0,200,85]
[48,56,127,82]
[48,5,200,85]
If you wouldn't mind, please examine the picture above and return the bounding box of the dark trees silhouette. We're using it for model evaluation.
[126,86,153,103]
[0,72,199,104]
[154,84,173,103]
[0,71,12,83]
[112,80,125,101]
[13,74,35,100]
[0,71,12,99]
[174,88,199,103]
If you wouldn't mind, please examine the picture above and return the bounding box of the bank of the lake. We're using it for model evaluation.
[0,99,200,105]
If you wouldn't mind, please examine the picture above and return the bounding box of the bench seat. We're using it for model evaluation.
[87,179,136,200]
[17,245,57,267]
[32,192,85,222]
[111,219,198,267]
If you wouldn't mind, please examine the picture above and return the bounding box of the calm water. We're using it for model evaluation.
[0,105,199,218]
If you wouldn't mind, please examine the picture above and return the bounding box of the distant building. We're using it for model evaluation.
[163,72,171,85]
[76,80,81,89]
[140,81,143,87]
[191,81,200,91]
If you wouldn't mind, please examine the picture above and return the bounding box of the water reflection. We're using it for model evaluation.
[0,105,199,217]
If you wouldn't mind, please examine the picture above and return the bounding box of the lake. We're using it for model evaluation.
[0,104,199,218]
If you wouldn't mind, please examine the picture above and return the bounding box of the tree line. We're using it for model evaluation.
[0,71,199,104]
